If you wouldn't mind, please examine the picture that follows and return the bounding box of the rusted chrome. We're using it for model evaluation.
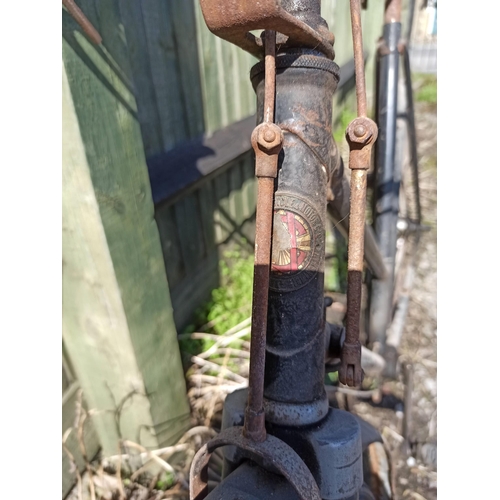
[199,0,334,59]
[62,0,102,45]
[244,30,283,443]
[339,0,378,387]
[189,426,321,500]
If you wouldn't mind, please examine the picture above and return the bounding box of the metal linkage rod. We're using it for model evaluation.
[339,0,378,387]
[244,30,283,442]
[62,0,102,45]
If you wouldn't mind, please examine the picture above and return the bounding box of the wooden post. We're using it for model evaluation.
[62,8,190,462]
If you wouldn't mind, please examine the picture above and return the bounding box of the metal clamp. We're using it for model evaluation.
[189,426,321,500]
[199,0,334,59]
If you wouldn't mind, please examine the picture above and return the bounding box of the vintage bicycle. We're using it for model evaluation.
[185,1,426,499]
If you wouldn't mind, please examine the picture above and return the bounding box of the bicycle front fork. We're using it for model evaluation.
[190,1,381,499]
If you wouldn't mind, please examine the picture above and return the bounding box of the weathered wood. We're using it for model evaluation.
[214,172,231,244]
[169,0,205,139]
[193,1,256,133]
[229,161,244,227]
[155,205,186,291]
[197,180,217,253]
[241,153,257,220]
[119,0,164,157]
[63,4,190,460]
[140,0,188,149]
[63,54,156,455]
[174,193,206,269]
[148,115,255,206]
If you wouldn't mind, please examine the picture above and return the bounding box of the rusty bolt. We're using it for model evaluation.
[255,122,283,153]
[354,125,366,138]
[264,129,277,143]
[346,117,377,145]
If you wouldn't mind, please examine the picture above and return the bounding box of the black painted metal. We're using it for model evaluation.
[369,21,402,347]
[219,388,365,500]
[251,50,340,412]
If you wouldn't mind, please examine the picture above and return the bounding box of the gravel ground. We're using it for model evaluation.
[350,90,437,500]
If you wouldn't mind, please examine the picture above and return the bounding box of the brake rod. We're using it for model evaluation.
[244,30,283,442]
[339,0,378,387]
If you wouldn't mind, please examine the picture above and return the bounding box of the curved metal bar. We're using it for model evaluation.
[190,426,322,500]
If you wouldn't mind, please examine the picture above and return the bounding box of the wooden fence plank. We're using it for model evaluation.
[214,172,231,244]
[194,2,221,132]
[169,0,205,139]
[148,115,254,206]
[63,5,190,457]
[155,204,186,291]
[140,0,187,150]
[175,194,206,271]
[62,56,157,455]
[119,0,164,157]
[197,180,217,254]
[171,251,220,331]
[229,160,244,227]
[193,1,257,133]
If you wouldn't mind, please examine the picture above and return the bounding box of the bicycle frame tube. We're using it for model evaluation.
[369,0,403,347]
[251,47,340,418]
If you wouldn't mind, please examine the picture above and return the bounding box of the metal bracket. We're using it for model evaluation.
[199,0,334,59]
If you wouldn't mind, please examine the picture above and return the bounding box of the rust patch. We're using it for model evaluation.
[189,426,322,500]
[199,0,334,59]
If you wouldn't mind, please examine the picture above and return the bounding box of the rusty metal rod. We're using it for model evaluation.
[244,177,276,442]
[62,0,102,45]
[244,30,277,443]
[345,171,367,341]
[264,30,277,123]
[349,0,367,117]
[340,0,378,387]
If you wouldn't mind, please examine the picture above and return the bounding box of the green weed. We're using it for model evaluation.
[414,73,437,105]
[180,250,254,357]
[333,108,358,144]
[156,471,176,491]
